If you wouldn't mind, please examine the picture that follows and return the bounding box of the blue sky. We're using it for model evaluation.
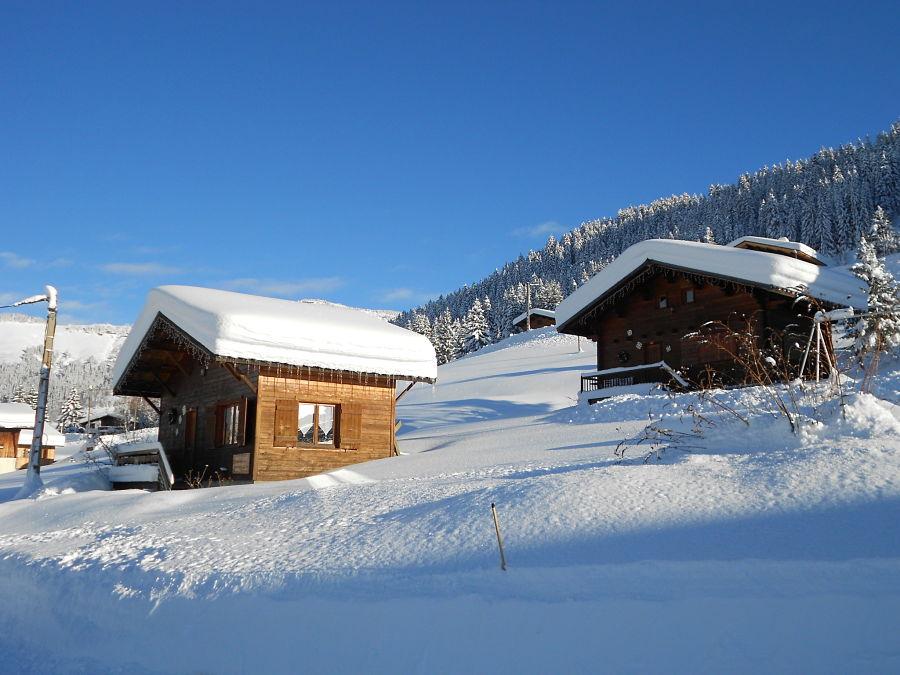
[2,1,899,324]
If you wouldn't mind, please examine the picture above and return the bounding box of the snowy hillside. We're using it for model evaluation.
[0,315,128,365]
[0,329,898,673]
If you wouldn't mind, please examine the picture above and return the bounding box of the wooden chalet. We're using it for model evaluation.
[16,428,61,470]
[112,286,437,484]
[555,238,865,401]
[512,308,556,331]
[0,403,36,474]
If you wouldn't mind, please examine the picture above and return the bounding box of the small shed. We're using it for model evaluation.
[0,403,33,474]
[512,308,556,331]
[16,428,63,469]
[555,238,865,400]
[112,286,437,483]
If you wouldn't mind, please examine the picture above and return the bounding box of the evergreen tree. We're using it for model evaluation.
[871,205,898,256]
[11,386,26,404]
[702,226,716,244]
[848,225,900,368]
[25,388,38,411]
[56,387,84,430]
[461,299,491,354]
[432,309,458,365]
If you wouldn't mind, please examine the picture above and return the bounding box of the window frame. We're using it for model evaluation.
[683,288,695,304]
[658,295,668,309]
[296,402,337,449]
[215,399,247,448]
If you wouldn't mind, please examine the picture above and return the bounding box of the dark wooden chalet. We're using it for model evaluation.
[112,286,437,484]
[512,308,556,332]
[555,238,865,401]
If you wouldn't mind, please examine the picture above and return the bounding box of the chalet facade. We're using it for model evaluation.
[112,286,437,483]
[512,308,556,332]
[0,403,37,474]
[555,237,865,400]
[16,428,61,470]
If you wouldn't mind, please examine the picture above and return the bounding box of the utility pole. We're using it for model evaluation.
[525,282,540,331]
[3,286,58,498]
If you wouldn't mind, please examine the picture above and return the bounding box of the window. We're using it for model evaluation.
[684,288,695,304]
[658,296,668,309]
[297,403,336,447]
[221,403,241,446]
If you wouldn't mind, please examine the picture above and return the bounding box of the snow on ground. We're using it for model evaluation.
[0,328,899,673]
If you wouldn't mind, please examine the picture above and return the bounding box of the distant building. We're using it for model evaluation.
[0,403,34,474]
[78,407,126,430]
[112,286,437,483]
[512,308,556,332]
[15,428,62,470]
[555,238,865,402]
[0,403,55,473]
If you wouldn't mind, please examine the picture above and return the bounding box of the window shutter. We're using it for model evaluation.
[238,397,249,446]
[338,403,362,449]
[274,399,298,447]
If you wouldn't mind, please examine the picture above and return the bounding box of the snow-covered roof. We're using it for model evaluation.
[0,403,35,430]
[727,236,831,265]
[113,286,437,385]
[556,239,866,329]
[78,407,124,424]
[18,428,66,447]
[512,308,556,325]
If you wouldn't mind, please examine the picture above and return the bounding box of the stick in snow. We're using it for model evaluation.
[491,502,507,571]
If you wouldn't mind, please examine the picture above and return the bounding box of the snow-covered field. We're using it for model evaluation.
[0,329,898,673]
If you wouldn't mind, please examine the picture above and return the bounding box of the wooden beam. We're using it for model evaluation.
[142,397,161,415]
[395,381,416,402]
[223,362,258,395]
[150,370,176,397]
[162,350,191,378]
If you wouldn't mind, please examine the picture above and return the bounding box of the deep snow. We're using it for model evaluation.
[0,328,898,673]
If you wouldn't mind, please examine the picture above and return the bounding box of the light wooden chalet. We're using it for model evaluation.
[16,428,61,470]
[555,238,865,401]
[0,403,35,474]
[512,308,556,331]
[112,286,437,484]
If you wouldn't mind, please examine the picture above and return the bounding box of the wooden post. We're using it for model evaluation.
[491,502,507,571]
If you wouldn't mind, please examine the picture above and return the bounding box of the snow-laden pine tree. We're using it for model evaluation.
[461,299,491,354]
[25,388,38,411]
[11,386,26,404]
[871,205,899,256]
[432,309,458,365]
[848,224,900,373]
[702,226,716,244]
[56,387,84,431]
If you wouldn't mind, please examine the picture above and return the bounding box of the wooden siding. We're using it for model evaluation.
[253,368,396,482]
[157,361,258,479]
[0,431,18,459]
[585,270,815,384]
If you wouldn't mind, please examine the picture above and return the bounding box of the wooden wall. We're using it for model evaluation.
[253,368,396,482]
[157,361,258,479]
[588,270,814,382]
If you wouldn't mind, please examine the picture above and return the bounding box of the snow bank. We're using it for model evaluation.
[557,238,867,329]
[113,286,437,385]
[0,403,34,429]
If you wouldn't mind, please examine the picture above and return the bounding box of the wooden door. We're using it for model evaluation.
[645,342,661,364]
